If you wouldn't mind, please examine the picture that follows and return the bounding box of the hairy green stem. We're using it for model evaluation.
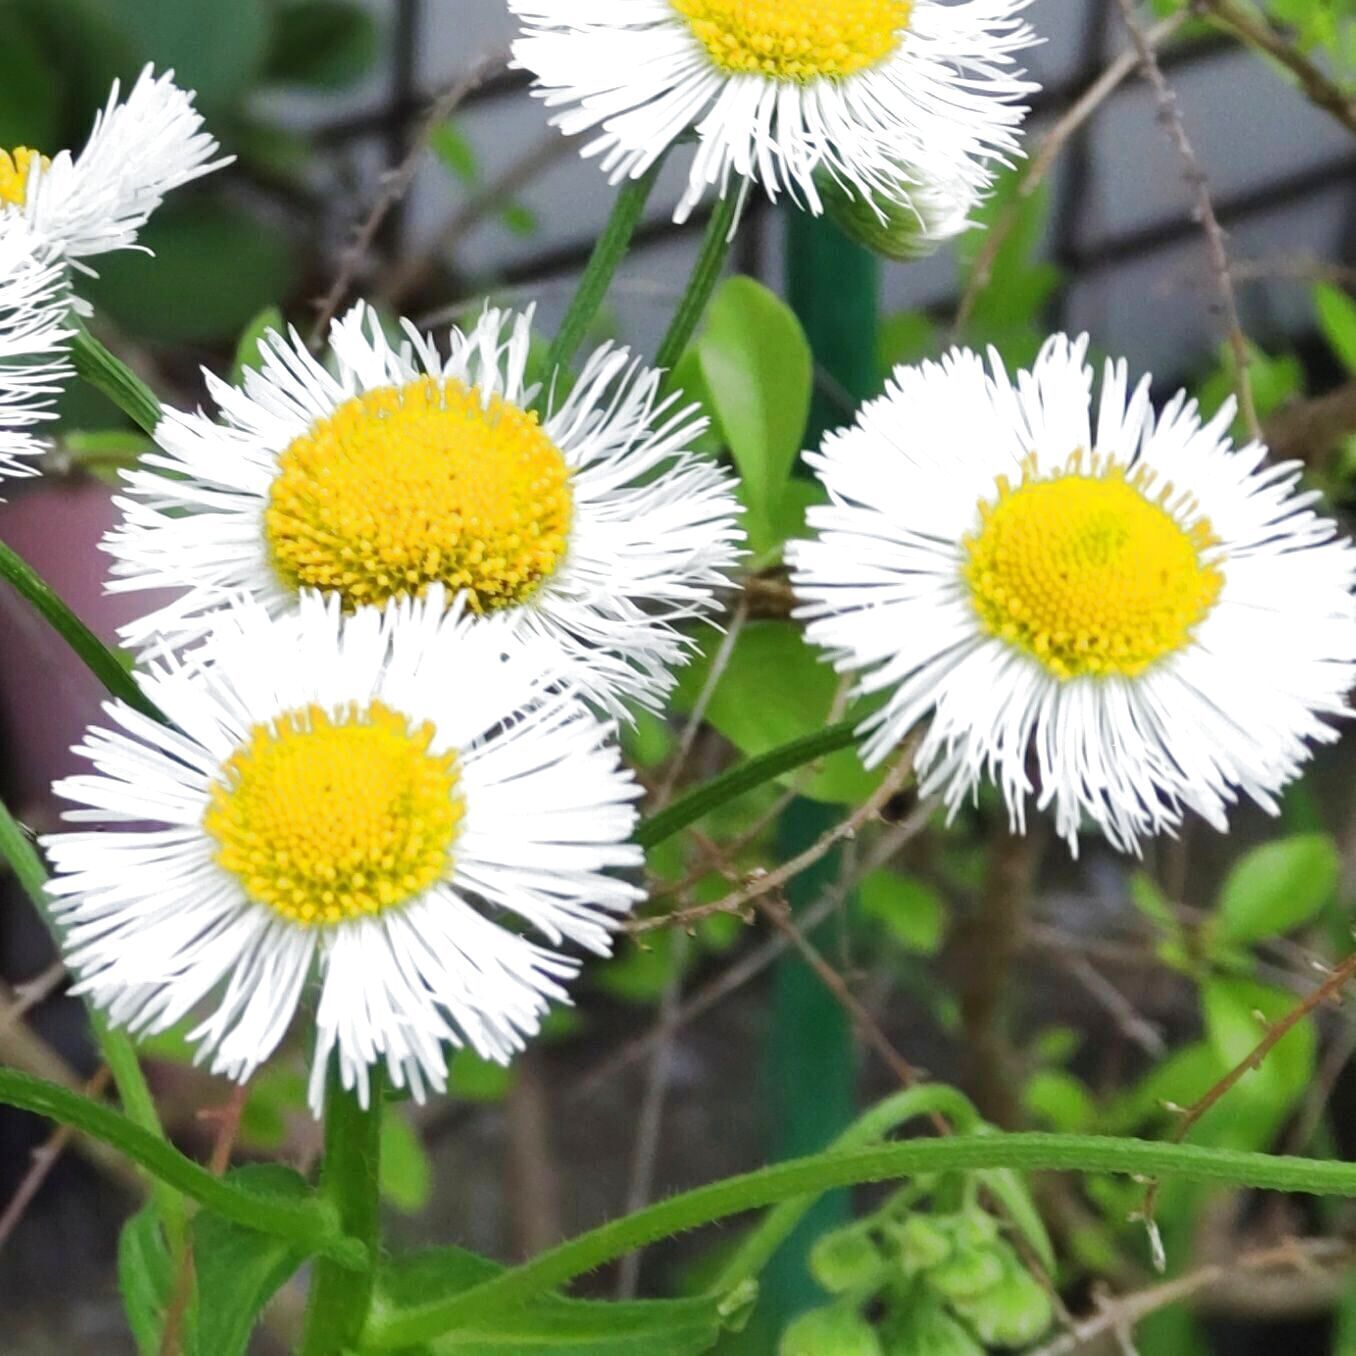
[300,1070,386,1354]
[363,1133,1356,1347]
[0,1069,364,1267]
[542,156,668,389]
[636,717,859,849]
[0,540,161,720]
[653,189,743,375]
[70,326,162,435]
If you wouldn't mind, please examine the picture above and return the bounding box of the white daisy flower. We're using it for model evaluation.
[790,335,1356,854]
[43,588,644,1111]
[0,65,229,266]
[508,0,1037,224]
[0,216,72,482]
[103,302,743,713]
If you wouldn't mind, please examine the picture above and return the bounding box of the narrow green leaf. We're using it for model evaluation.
[1213,833,1339,947]
[119,1206,176,1356]
[69,326,162,436]
[0,1068,362,1266]
[1316,283,1356,375]
[380,1103,432,1214]
[635,717,860,849]
[193,1166,312,1356]
[231,305,285,383]
[0,537,161,719]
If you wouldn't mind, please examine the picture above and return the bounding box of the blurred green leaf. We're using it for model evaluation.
[265,0,378,89]
[192,1165,310,1356]
[231,304,284,383]
[1128,871,1177,932]
[1023,1070,1096,1133]
[1212,833,1339,948]
[117,0,271,110]
[118,1206,176,1356]
[859,870,946,955]
[0,7,63,148]
[597,933,682,1005]
[431,121,478,183]
[86,201,297,345]
[696,276,812,545]
[878,311,936,375]
[1199,340,1302,439]
[1316,283,1356,376]
[381,1103,432,1214]
[449,1047,515,1103]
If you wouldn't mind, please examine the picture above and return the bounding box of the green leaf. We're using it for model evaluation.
[696,276,812,525]
[117,0,271,110]
[231,305,285,383]
[878,311,936,375]
[380,1103,432,1214]
[192,1165,310,1356]
[1213,833,1339,947]
[1202,977,1317,1119]
[1023,1070,1095,1133]
[449,1047,515,1103]
[1316,283,1356,375]
[670,622,881,805]
[782,1305,882,1356]
[859,871,945,955]
[0,7,62,148]
[86,201,297,346]
[430,122,479,183]
[119,1206,176,1356]
[375,1246,726,1354]
[265,0,378,89]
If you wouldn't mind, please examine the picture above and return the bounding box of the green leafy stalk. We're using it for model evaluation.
[299,1069,386,1354]
[363,1133,1356,1348]
[70,326,162,435]
[636,717,859,849]
[0,1069,364,1268]
[0,539,162,720]
[654,189,743,376]
[542,155,668,387]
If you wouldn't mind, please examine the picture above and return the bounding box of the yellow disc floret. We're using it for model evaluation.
[0,147,48,208]
[204,701,463,927]
[673,0,911,80]
[266,376,573,614]
[963,453,1223,680]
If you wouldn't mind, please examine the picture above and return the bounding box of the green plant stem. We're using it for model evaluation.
[653,189,743,375]
[300,1070,385,1355]
[636,717,859,849]
[0,796,184,1239]
[0,1068,364,1267]
[70,326,162,435]
[541,157,668,389]
[0,539,162,720]
[363,1133,1356,1348]
[713,1086,980,1294]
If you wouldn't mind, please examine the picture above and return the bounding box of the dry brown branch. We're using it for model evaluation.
[310,51,509,343]
[1231,254,1356,288]
[0,960,66,1036]
[1030,1237,1353,1355]
[505,1054,563,1260]
[625,738,920,935]
[953,10,1190,336]
[1114,0,1262,441]
[1198,0,1356,137]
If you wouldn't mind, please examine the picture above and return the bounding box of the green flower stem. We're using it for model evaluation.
[0,539,162,721]
[636,717,859,849]
[0,796,184,1240]
[712,1086,980,1294]
[70,325,162,435]
[653,188,743,377]
[542,156,668,390]
[300,1069,386,1355]
[0,1068,365,1267]
[363,1133,1356,1348]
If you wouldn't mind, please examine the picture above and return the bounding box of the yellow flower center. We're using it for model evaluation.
[0,147,47,208]
[266,376,573,613]
[204,701,463,927]
[963,454,1223,680]
[673,0,911,80]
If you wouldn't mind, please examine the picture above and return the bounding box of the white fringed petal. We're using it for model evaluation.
[789,334,1356,854]
[44,589,645,1113]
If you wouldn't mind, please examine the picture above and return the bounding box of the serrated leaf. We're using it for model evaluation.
[1213,833,1339,947]
[696,276,812,525]
[191,1165,310,1356]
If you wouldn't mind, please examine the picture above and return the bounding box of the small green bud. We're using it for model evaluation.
[781,1305,883,1356]
[810,1227,884,1293]
[883,1296,984,1356]
[952,1257,1055,1347]
[953,1208,1000,1251]
[926,1245,1005,1300]
[893,1214,952,1276]
[816,169,977,262]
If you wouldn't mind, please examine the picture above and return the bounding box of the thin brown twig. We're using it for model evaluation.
[0,1065,112,1252]
[1197,0,1356,138]
[1231,254,1356,288]
[1113,0,1262,442]
[0,959,66,1035]
[953,10,1190,337]
[310,51,510,343]
[625,738,920,935]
